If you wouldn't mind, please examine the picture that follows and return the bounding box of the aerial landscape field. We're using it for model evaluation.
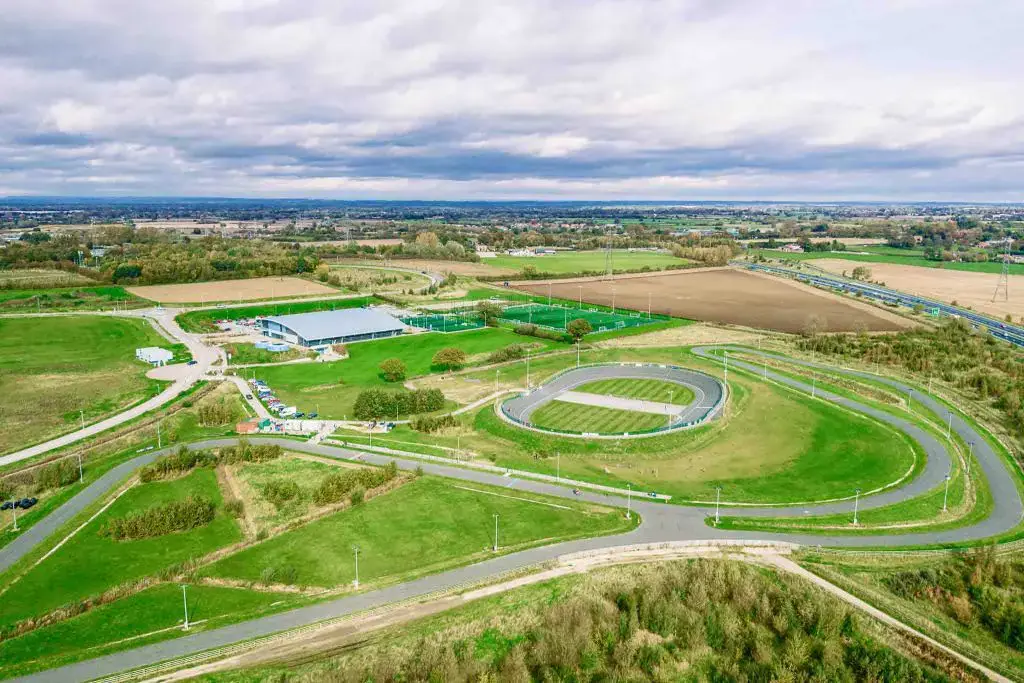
[3,2,1024,679]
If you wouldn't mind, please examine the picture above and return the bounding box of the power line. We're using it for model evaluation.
[992,237,1011,303]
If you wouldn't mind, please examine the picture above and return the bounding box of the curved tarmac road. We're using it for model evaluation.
[5,347,1023,682]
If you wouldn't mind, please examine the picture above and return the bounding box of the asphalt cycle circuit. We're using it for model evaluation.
[4,346,1024,683]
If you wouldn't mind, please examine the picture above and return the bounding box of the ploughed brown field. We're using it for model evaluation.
[515,268,913,334]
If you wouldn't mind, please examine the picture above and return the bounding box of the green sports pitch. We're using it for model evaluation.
[499,303,657,333]
[401,312,485,333]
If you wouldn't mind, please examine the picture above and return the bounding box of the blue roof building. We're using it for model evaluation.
[259,308,405,348]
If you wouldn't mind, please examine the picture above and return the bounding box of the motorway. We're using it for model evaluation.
[741,261,1024,347]
[5,346,1023,682]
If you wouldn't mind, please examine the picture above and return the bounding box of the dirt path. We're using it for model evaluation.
[216,465,257,539]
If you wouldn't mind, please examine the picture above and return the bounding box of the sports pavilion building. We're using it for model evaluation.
[259,308,406,348]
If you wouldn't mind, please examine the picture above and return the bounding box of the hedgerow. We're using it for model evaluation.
[100,496,215,540]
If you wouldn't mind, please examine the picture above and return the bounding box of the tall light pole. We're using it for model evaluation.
[79,409,85,430]
[157,422,162,449]
[492,514,499,552]
[547,282,552,305]
[526,347,531,390]
[906,390,912,414]
[946,412,953,440]
[495,369,501,392]
[181,585,189,630]
[811,375,816,399]
[967,441,974,477]
[942,473,951,512]
[626,484,632,519]
[648,292,652,319]
[352,544,360,588]
[715,486,722,525]
[10,505,18,531]
[723,350,728,384]
[852,488,861,525]
[611,288,616,315]
[77,453,83,483]
[556,451,560,481]
[576,340,581,368]
[578,285,583,310]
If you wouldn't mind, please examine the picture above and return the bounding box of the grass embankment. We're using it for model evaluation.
[252,327,563,418]
[174,296,378,333]
[0,468,241,624]
[355,348,916,504]
[203,559,965,682]
[224,343,314,365]
[712,351,989,535]
[205,475,633,588]
[0,285,146,313]
[801,548,1024,680]
[0,383,249,543]
[0,316,178,455]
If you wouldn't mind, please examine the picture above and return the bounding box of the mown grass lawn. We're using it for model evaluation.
[204,476,633,588]
[529,401,669,434]
[0,316,174,455]
[488,250,688,275]
[0,469,240,624]
[252,327,563,418]
[0,583,289,677]
[573,378,695,405]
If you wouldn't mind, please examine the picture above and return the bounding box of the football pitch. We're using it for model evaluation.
[499,303,657,333]
[400,312,485,333]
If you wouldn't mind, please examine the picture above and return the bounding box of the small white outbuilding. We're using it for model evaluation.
[135,347,174,366]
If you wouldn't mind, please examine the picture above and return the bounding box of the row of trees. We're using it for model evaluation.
[100,496,215,540]
[311,461,398,506]
[352,388,445,420]
[139,443,283,482]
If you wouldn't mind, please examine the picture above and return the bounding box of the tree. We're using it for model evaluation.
[802,314,827,338]
[379,357,406,382]
[432,347,467,371]
[566,318,593,342]
[476,301,503,326]
[851,266,872,281]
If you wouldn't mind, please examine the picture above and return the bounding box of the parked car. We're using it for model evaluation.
[245,394,253,400]
[0,501,13,511]
[294,412,305,418]
[308,412,318,418]
[16,498,37,509]
[186,360,198,366]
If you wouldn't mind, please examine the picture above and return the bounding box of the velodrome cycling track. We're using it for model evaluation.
[4,347,1023,683]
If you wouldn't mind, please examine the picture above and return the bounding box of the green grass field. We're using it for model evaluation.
[574,378,695,405]
[488,250,688,275]
[0,285,143,313]
[400,312,485,333]
[499,302,656,334]
[529,401,669,434]
[0,316,176,455]
[251,327,563,418]
[0,583,288,677]
[175,296,377,333]
[751,246,1024,276]
[224,343,314,365]
[0,468,241,624]
[205,476,633,587]
[236,456,341,528]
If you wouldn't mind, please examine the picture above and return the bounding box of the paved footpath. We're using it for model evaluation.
[4,346,1023,682]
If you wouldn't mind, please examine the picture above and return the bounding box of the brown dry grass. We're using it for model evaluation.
[595,323,774,348]
[127,276,337,304]
[329,257,513,277]
[516,268,914,334]
[810,259,1024,321]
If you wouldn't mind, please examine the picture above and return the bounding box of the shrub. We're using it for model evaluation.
[224,499,244,518]
[139,447,216,482]
[432,346,468,371]
[513,323,569,343]
[411,414,458,433]
[35,459,79,492]
[486,344,526,364]
[217,442,283,465]
[100,496,215,540]
[311,464,397,506]
[349,486,365,506]
[352,388,445,420]
[379,357,407,382]
[262,479,300,508]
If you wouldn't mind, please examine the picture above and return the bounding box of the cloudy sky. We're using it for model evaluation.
[1,0,1023,200]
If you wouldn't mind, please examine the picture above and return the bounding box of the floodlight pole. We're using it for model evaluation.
[77,453,83,483]
[352,544,360,587]
[495,369,500,392]
[967,442,973,476]
[723,351,728,384]
[576,340,580,368]
[626,484,632,519]
[526,348,531,390]
[578,285,583,309]
[648,292,651,319]
[10,505,18,531]
[946,412,953,440]
[493,514,499,552]
[181,585,189,630]
[763,358,767,379]
[907,390,912,414]
[556,452,560,481]
[715,486,721,525]
[79,409,85,430]
[157,422,162,449]
[611,288,616,315]
[811,375,816,399]
[942,473,951,512]
[548,282,552,305]
[852,488,861,525]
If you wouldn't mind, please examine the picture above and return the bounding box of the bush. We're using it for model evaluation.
[100,496,215,540]
[224,499,244,518]
[217,442,283,465]
[566,318,593,342]
[260,564,299,585]
[311,464,397,506]
[352,388,445,420]
[262,479,300,508]
[486,344,526,364]
[139,447,216,482]
[513,323,569,343]
[35,459,79,492]
[379,357,407,382]
[432,346,468,371]
[349,486,365,506]
[411,414,458,433]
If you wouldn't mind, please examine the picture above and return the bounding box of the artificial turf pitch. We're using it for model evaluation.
[499,303,656,333]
